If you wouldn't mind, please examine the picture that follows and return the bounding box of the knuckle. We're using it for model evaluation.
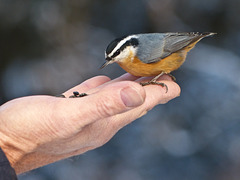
[95,96,121,118]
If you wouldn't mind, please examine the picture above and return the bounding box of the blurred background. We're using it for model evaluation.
[1,0,240,179]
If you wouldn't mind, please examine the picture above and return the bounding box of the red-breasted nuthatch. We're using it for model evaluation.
[101,32,215,91]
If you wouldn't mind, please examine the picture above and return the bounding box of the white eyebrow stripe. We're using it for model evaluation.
[108,35,138,57]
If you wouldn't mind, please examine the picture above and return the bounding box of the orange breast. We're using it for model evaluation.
[117,41,198,77]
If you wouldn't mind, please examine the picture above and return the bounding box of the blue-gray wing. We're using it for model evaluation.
[136,32,208,64]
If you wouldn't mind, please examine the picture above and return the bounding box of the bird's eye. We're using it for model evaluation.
[115,49,121,55]
[112,49,121,58]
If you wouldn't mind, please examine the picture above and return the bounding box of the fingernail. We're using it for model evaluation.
[120,87,144,107]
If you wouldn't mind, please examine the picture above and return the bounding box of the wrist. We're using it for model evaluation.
[0,133,24,170]
[0,104,35,174]
[0,129,42,174]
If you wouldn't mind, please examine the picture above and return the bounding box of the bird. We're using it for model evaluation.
[101,32,215,92]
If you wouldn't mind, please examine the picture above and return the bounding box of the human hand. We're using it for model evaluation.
[0,73,180,174]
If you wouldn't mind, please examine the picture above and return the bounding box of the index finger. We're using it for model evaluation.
[111,80,181,130]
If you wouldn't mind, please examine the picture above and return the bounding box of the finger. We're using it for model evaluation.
[111,73,140,82]
[135,74,175,93]
[78,73,140,95]
[136,74,174,82]
[62,76,111,97]
[56,81,146,130]
[112,80,181,130]
[84,74,173,95]
[143,80,181,107]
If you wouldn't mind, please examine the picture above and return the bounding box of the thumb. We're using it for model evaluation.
[59,81,146,128]
[82,81,146,119]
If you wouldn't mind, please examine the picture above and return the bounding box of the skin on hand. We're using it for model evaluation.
[0,73,180,174]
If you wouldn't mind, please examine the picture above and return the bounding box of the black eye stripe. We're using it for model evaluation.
[111,50,121,58]
[110,38,139,58]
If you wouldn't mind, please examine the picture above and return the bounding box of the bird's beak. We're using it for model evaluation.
[100,61,111,69]
[100,56,113,69]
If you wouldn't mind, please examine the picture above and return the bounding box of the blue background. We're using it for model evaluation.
[1,0,240,180]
